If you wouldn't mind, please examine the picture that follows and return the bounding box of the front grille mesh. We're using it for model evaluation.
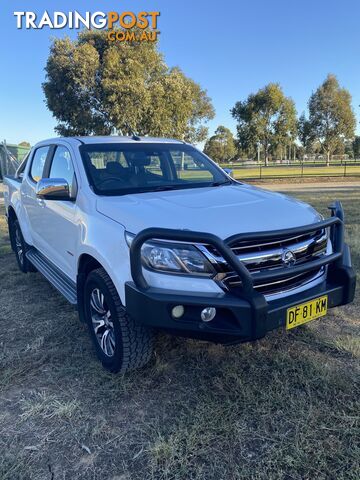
[206,230,328,296]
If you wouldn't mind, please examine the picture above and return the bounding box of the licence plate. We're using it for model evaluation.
[286,295,328,330]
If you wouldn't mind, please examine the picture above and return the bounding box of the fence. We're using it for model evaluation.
[6,144,31,163]
[223,159,360,168]
[0,143,23,179]
[225,162,360,180]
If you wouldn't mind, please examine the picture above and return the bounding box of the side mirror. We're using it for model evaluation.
[36,178,72,201]
[223,168,233,177]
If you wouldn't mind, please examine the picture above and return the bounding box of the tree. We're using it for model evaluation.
[308,74,355,166]
[203,126,236,163]
[231,83,297,164]
[344,140,353,159]
[298,113,314,155]
[18,141,30,147]
[43,30,214,143]
[352,136,360,159]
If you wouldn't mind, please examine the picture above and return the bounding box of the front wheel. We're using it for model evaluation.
[84,268,154,373]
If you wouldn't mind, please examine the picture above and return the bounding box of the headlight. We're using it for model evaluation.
[125,232,215,276]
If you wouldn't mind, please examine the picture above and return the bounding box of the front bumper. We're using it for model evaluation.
[125,264,355,343]
[125,201,356,343]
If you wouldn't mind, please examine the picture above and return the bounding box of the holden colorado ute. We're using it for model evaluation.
[3,136,356,372]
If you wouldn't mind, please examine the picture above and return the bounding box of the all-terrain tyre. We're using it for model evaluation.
[84,267,154,373]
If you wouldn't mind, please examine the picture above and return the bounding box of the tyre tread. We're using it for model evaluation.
[90,268,154,373]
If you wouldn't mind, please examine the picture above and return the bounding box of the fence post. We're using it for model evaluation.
[344,162,347,177]
[301,161,304,177]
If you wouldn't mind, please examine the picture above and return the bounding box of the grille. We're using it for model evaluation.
[204,230,328,296]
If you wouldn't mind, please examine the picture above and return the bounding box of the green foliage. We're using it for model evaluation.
[308,74,356,164]
[352,136,360,159]
[18,141,30,147]
[43,30,214,142]
[203,125,236,163]
[343,140,353,158]
[298,113,314,152]
[231,83,297,163]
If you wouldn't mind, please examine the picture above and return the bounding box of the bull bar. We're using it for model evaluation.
[125,201,356,343]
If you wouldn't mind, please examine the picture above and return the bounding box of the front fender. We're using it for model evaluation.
[77,211,130,304]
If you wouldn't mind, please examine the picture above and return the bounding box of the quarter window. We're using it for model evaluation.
[30,146,49,182]
[16,151,30,179]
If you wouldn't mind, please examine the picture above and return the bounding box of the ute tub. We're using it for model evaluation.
[125,201,356,343]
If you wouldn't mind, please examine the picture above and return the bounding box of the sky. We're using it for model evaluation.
[1,0,360,146]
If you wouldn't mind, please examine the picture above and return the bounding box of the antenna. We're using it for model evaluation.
[124,123,141,141]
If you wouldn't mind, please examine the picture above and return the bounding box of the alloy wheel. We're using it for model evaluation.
[90,288,116,357]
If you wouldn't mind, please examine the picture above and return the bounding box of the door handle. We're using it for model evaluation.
[37,198,45,207]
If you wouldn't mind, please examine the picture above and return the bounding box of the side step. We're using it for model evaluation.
[26,248,78,305]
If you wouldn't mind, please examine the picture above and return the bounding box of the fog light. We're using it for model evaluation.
[201,307,216,322]
[172,305,184,319]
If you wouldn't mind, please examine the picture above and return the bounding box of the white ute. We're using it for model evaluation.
[4,136,356,372]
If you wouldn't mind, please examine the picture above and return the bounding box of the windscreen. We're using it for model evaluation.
[80,143,229,195]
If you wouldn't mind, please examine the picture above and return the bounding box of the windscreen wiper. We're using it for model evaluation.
[152,185,179,191]
[210,180,233,187]
[136,185,179,193]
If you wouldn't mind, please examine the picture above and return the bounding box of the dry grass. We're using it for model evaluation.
[0,190,359,479]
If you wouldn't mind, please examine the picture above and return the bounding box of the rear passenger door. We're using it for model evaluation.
[38,145,79,279]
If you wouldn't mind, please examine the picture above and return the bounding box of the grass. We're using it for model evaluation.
[0,190,359,479]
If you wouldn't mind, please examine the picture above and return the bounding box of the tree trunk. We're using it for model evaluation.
[326,151,330,167]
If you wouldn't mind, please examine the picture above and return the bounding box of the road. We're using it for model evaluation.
[252,181,360,193]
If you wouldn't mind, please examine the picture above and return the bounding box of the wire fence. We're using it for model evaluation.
[223,162,360,180]
[0,144,22,180]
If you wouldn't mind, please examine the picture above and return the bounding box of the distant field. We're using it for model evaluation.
[153,164,360,181]
[0,190,359,479]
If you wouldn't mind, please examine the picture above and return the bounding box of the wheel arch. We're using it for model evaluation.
[77,251,126,322]
[7,205,17,222]
[7,206,17,251]
[78,253,103,278]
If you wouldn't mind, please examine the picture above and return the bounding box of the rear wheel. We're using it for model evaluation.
[84,268,154,373]
[11,219,36,273]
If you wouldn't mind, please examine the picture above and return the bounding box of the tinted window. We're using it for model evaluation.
[49,146,75,190]
[30,146,49,182]
[80,143,229,196]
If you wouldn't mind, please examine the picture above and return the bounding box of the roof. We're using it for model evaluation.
[38,136,185,145]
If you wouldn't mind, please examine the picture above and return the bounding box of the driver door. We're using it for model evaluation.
[38,145,79,280]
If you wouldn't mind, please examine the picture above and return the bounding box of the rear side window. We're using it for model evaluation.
[49,146,75,190]
[30,146,50,182]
